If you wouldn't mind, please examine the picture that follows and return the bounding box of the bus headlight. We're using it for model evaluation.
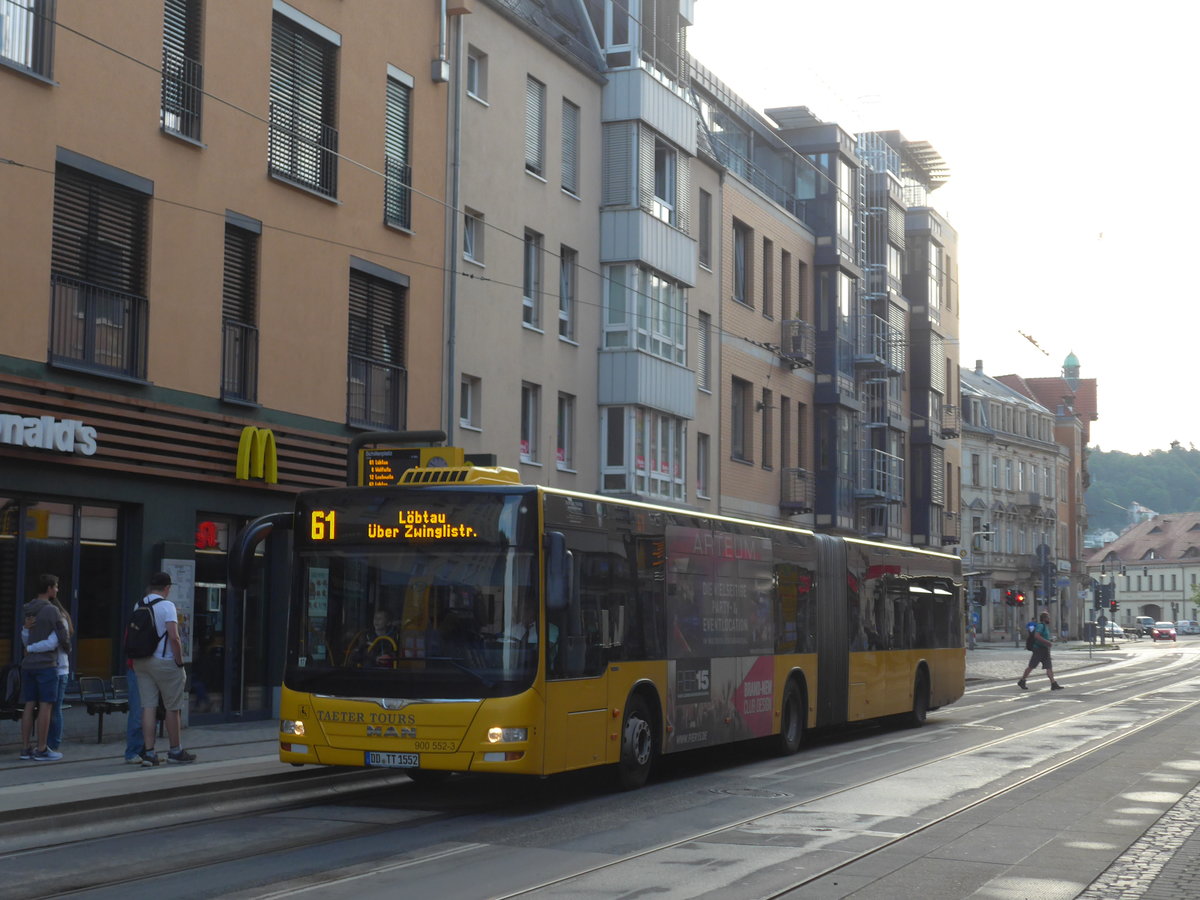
[487,727,527,743]
[281,719,306,736]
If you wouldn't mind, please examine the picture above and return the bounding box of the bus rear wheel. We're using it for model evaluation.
[617,694,656,790]
[903,672,930,728]
[776,681,805,755]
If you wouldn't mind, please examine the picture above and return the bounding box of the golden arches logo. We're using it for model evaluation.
[236,426,278,484]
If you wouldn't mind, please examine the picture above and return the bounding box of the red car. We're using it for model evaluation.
[1151,622,1177,642]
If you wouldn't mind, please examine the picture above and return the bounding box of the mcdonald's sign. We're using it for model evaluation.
[236,426,278,484]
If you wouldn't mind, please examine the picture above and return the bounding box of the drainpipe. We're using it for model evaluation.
[442,3,464,444]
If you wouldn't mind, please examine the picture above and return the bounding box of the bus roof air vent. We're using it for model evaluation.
[397,465,522,486]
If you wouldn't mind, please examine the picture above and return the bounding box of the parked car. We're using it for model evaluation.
[1135,616,1156,635]
[1175,620,1200,635]
[1103,621,1124,638]
[1151,622,1177,642]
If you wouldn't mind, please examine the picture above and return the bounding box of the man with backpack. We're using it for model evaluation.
[128,572,196,766]
[1018,610,1064,692]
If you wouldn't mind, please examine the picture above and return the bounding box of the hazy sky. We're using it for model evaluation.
[687,1,1196,455]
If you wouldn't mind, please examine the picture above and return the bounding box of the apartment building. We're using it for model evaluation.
[960,361,1068,641]
[0,0,449,716]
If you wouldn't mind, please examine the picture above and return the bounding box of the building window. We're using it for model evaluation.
[221,220,259,403]
[49,163,150,380]
[971,453,981,486]
[780,250,792,320]
[601,406,626,491]
[384,69,413,229]
[268,9,339,197]
[558,245,576,341]
[465,45,487,101]
[991,457,1000,488]
[762,238,774,319]
[1005,459,1013,490]
[524,75,546,177]
[761,388,773,469]
[556,393,574,470]
[463,208,484,263]
[520,382,540,462]
[731,377,752,462]
[732,219,752,305]
[600,406,684,501]
[522,229,543,328]
[796,260,809,320]
[460,374,481,429]
[1,0,54,78]
[161,0,203,140]
[602,264,686,363]
[561,98,580,195]
[696,311,711,391]
[698,189,712,269]
[652,138,676,224]
[696,432,710,498]
[347,264,406,429]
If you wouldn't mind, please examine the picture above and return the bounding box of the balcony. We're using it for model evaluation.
[779,467,813,513]
[161,48,203,141]
[384,156,412,230]
[854,313,904,372]
[49,274,147,380]
[268,102,338,198]
[221,320,258,404]
[942,509,960,544]
[347,354,406,429]
[780,319,814,368]
[856,448,904,502]
[940,404,961,438]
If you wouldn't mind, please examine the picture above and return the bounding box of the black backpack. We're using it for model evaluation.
[1,662,20,710]
[124,598,165,659]
[1025,625,1037,651]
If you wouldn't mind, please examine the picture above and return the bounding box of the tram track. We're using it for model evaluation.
[14,649,1200,899]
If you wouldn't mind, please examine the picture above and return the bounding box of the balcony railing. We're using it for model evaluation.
[221,320,258,403]
[161,48,203,141]
[347,354,406,429]
[779,467,813,513]
[49,274,147,379]
[268,101,338,198]
[384,156,412,230]
[780,319,814,368]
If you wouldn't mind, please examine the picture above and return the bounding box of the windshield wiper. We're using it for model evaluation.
[426,655,494,688]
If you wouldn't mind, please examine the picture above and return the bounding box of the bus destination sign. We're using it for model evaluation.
[308,508,481,543]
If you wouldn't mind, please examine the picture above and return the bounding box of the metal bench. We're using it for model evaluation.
[78,676,130,743]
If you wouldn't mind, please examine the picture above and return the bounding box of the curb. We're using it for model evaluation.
[0,765,411,852]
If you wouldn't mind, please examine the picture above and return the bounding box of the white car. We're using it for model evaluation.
[1175,620,1200,635]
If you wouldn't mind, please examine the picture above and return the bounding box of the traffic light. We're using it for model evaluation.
[1110,599,1118,613]
[1004,589,1015,607]
[1016,591,1026,607]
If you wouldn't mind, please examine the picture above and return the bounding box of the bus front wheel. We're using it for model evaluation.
[617,694,657,790]
[776,681,805,755]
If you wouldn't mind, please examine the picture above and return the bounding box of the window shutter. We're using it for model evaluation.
[637,124,655,213]
[51,166,148,295]
[222,225,257,325]
[348,270,404,365]
[602,121,634,206]
[524,76,545,175]
[675,153,691,232]
[385,77,410,164]
[561,99,579,194]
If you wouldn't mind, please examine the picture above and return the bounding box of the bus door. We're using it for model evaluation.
[544,547,613,774]
[813,534,848,727]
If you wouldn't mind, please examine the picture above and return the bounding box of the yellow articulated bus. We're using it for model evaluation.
[274,450,964,789]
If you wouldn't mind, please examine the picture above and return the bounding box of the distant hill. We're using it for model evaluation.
[1086,444,1200,532]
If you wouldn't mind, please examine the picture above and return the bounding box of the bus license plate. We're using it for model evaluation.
[365,751,419,768]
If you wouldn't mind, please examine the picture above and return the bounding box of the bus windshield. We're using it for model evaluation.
[284,487,542,699]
